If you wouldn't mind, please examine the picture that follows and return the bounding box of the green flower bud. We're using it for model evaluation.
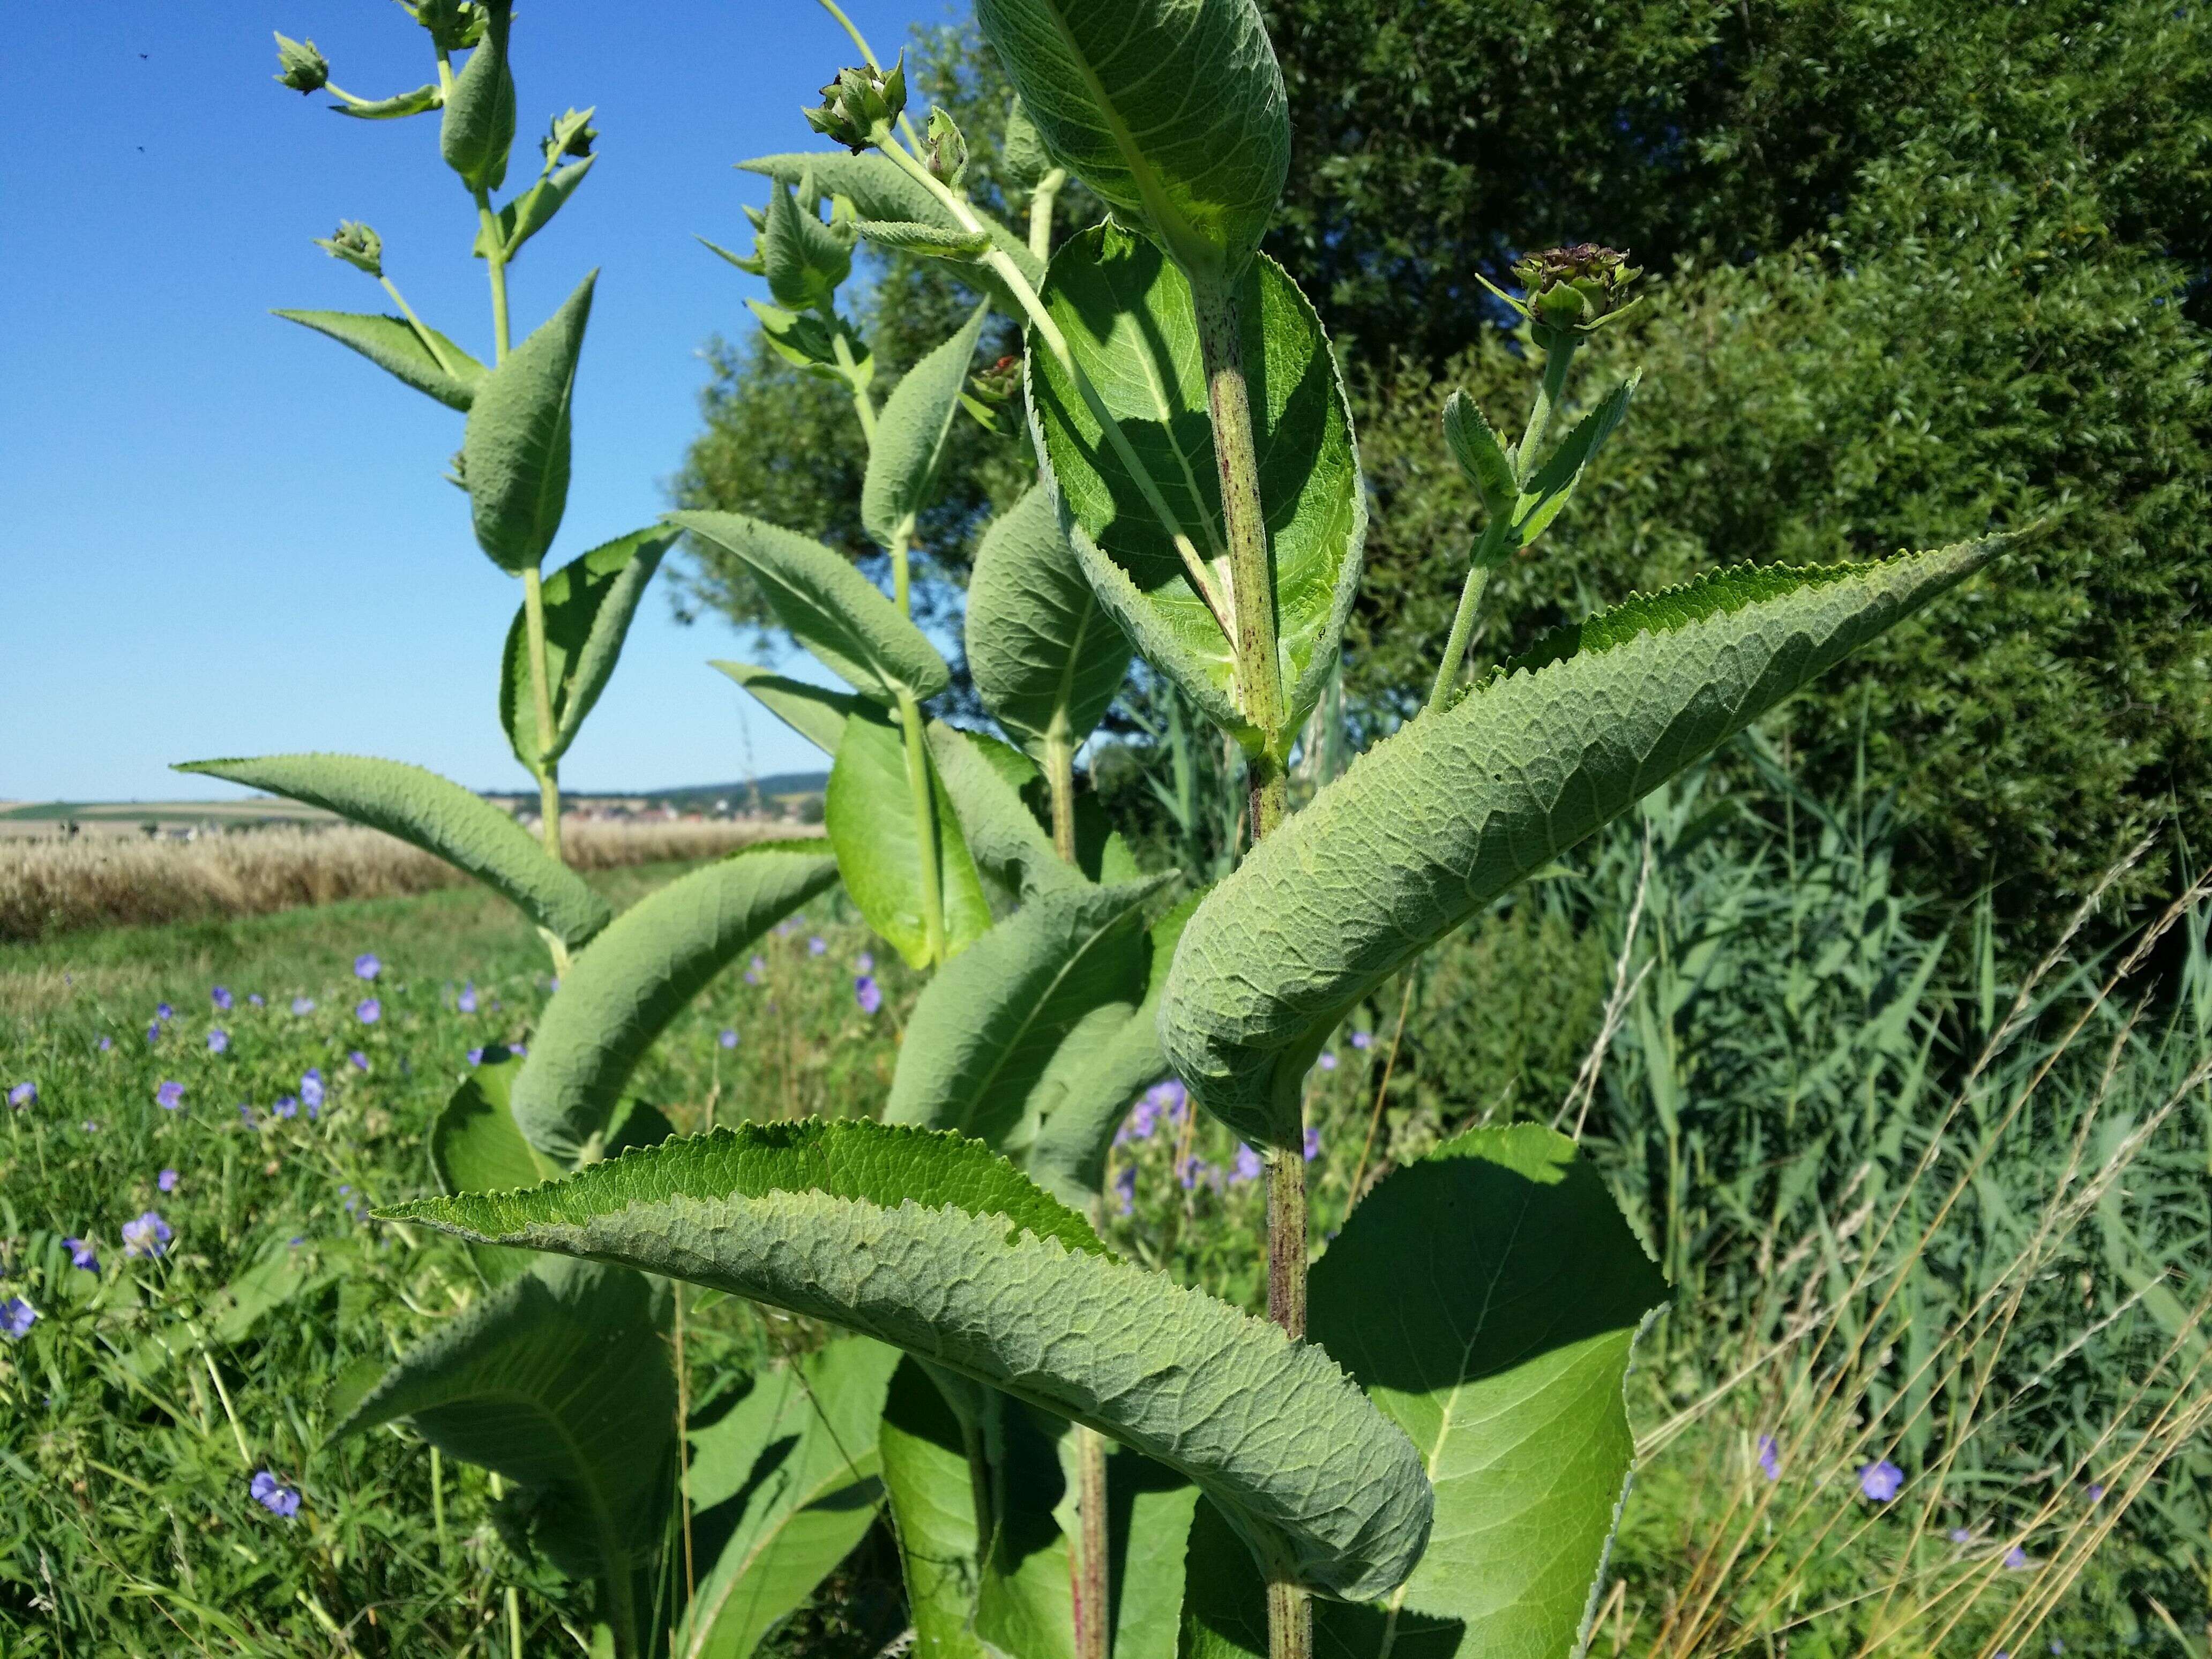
[314,220,384,278]
[923,107,968,190]
[272,32,329,94]
[405,0,489,52]
[541,106,597,163]
[971,354,1021,404]
[802,56,906,153]
[1504,243,1644,344]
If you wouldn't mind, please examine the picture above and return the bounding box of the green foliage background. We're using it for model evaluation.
[675,0,2210,943]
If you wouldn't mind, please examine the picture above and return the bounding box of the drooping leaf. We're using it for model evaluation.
[854,219,992,259]
[1512,374,1638,548]
[462,270,596,574]
[430,1052,555,1285]
[712,660,863,758]
[171,753,611,947]
[738,151,1041,300]
[863,304,991,551]
[671,511,950,704]
[1181,1125,1670,1659]
[972,0,1288,288]
[926,721,1083,908]
[273,309,486,410]
[504,842,836,1162]
[499,526,675,768]
[333,80,444,119]
[677,1337,899,1659]
[335,1256,673,1652]
[885,877,1167,1154]
[877,1360,1000,1659]
[384,1119,1433,1601]
[1160,538,2008,1146]
[967,483,1134,765]
[761,179,853,312]
[474,155,595,260]
[827,707,993,970]
[1028,223,1364,756]
[439,0,515,192]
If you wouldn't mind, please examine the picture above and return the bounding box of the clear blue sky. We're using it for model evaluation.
[3,1,941,804]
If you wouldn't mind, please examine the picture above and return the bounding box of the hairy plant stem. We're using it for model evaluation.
[826,309,878,444]
[1029,167,1065,264]
[379,274,458,377]
[519,564,564,864]
[1516,334,1581,486]
[895,690,947,965]
[1194,273,1307,1659]
[1045,727,1079,865]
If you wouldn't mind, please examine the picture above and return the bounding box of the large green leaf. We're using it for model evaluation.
[1028,223,1363,756]
[272,309,485,410]
[439,0,515,192]
[878,1360,999,1659]
[678,1337,899,1659]
[383,1120,1433,1601]
[336,1256,673,1650]
[1182,1125,1668,1658]
[671,511,950,704]
[501,526,675,768]
[827,708,993,970]
[972,0,1288,287]
[925,722,1084,908]
[884,877,1167,1155]
[760,178,853,312]
[171,752,611,947]
[967,483,1134,765]
[712,660,863,758]
[463,270,595,574]
[863,305,991,550]
[509,843,839,1162]
[430,1051,555,1286]
[738,152,1041,297]
[1160,539,2007,1146]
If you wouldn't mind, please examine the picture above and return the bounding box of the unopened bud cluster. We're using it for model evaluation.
[1507,244,1643,344]
[804,58,907,152]
[316,220,385,278]
[272,32,328,94]
[405,0,489,52]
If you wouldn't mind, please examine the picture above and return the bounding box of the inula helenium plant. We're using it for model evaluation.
[190,3,2018,1655]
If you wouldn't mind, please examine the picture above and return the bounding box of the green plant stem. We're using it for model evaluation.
[519,565,564,865]
[430,1445,449,1558]
[1516,334,1580,487]
[828,320,878,445]
[872,131,1233,632]
[1426,516,1511,712]
[895,690,947,966]
[505,1586,524,1659]
[475,192,513,364]
[889,511,916,615]
[1029,167,1065,264]
[1045,725,1079,865]
[378,274,459,377]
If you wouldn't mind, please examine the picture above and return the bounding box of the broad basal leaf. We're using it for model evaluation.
[273,310,486,410]
[738,152,1041,300]
[926,721,1084,909]
[827,708,993,969]
[1160,539,2007,1146]
[678,1337,899,1659]
[440,0,515,193]
[1028,223,1363,757]
[500,525,676,767]
[383,1119,1433,1601]
[862,305,990,551]
[672,511,950,704]
[509,842,838,1162]
[463,270,595,574]
[172,752,611,947]
[712,660,863,758]
[973,0,1288,287]
[967,483,1133,766]
[885,877,1168,1154]
[431,1051,555,1285]
[1182,1124,1670,1658]
[336,1256,672,1651]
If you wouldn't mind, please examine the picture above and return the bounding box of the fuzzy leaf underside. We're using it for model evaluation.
[439,3,515,192]
[671,511,951,704]
[171,752,611,947]
[967,483,1134,764]
[1183,1125,1670,1657]
[884,877,1167,1153]
[1160,539,2006,1144]
[500,525,674,768]
[712,661,862,758]
[509,844,838,1162]
[430,1052,554,1286]
[827,709,995,969]
[273,310,486,410]
[384,1120,1432,1601]
[1028,225,1364,754]
[925,722,1085,908]
[862,304,991,550]
[972,0,1288,286]
[462,270,596,573]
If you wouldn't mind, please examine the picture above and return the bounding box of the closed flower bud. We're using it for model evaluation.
[803,56,906,153]
[971,355,1021,404]
[541,106,597,163]
[1504,243,1644,343]
[314,220,384,278]
[923,106,968,190]
[272,32,329,94]
[406,0,489,52]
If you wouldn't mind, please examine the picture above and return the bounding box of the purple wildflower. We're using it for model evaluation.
[238,1104,256,1126]
[65,1237,100,1271]
[1757,1436,1781,1481]
[155,1080,184,1111]
[1230,1144,1264,1184]
[1858,1460,1904,1503]
[2085,1483,2105,1503]
[855,975,882,1015]
[212,985,234,1012]
[458,982,478,1013]
[1350,1030,1372,1050]
[354,953,380,981]
[121,1212,173,1259]
[467,1048,484,1066]
[349,1050,369,1072]
[207,1029,229,1054]
[356,998,380,1025]
[548,977,558,992]
[249,1470,301,1519]
[857,951,875,973]
[7,1081,33,1108]
[248,993,264,1007]
[2003,1545,2030,1570]
[0,1297,35,1339]
[719,1029,739,1050]
[1949,1528,1972,1544]
[291,996,315,1015]
[1112,1164,1137,1217]
[81,1120,100,1133]
[300,1070,325,1110]
[1304,1125,1322,1161]
[98,1036,111,1051]
[146,1023,161,1044]
[273,1096,298,1120]
[511,1043,526,1057]
[1318,1051,1338,1071]
[158,1169,179,1193]
[809,936,827,956]
[155,1003,173,1021]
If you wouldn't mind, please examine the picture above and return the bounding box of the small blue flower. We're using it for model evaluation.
[809,936,827,956]
[146,1024,161,1044]
[1317,1051,1337,1071]
[122,1212,173,1259]
[349,1050,369,1072]
[1858,1460,1904,1503]
[64,1237,100,1272]
[301,1070,325,1110]
[1757,1436,1781,1481]
[2003,1544,2030,1570]
[2086,1482,2105,1503]
[1230,1144,1263,1184]
[158,1169,179,1193]
[248,993,265,1006]
[7,1081,33,1108]
[238,1104,256,1126]
[857,951,875,973]
[207,1029,229,1054]
[155,1080,184,1111]
[1112,1164,1137,1217]
[273,1096,299,1120]
[356,998,381,1025]
[467,1048,485,1066]
[1303,1126,1321,1162]
[155,1003,174,1021]
[1349,1030,1372,1050]
[1948,1527,1971,1544]
[292,997,315,1015]
[0,1296,35,1339]
[250,1470,301,1518]
[458,982,477,1014]
[354,953,380,981]
[855,976,882,1015]
[719,1029,739,1050]
[97,1036,111,1051]
[211,985,234,1012]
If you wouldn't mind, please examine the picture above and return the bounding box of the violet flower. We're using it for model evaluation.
[249,1470,301,1518]
[64,1237,100,1272]
[1858,1460,1904,1503]
[354,953,380,981]
[154,1080,184,1111]
[122,1212,173,1259]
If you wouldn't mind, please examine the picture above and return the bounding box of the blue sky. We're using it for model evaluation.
[3,1,941,804]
